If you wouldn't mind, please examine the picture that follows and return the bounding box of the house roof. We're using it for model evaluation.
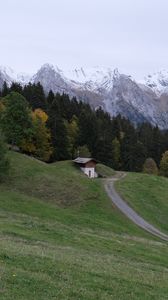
[73,157,98,164]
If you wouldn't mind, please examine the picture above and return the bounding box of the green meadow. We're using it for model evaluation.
[0,152,167,299]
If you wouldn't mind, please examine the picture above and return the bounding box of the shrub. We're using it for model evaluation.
[143,158,158,175]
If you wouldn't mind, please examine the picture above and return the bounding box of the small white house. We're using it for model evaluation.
[73,157,98,178]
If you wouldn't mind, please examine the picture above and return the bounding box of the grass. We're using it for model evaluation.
[0,152,168,299]
[116,172,168,234]
[96,163,115,178]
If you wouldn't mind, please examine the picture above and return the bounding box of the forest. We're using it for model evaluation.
[1,81,168,173]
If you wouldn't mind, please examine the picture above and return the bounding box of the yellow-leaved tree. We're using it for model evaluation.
[21,108,53,162]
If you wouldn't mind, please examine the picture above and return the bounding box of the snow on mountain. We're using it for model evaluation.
[142,70,168,96]
[64,66,109,82]
[65,66,133,94]
[17,73,31,85]
[31,63,72,94]
[0,65,14,88]
[0,65,31,88]
[2,63,168,128]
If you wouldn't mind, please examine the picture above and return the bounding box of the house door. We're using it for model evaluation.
[89,170,91,178]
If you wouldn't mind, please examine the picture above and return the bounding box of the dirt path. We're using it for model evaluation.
[104,173,168,242]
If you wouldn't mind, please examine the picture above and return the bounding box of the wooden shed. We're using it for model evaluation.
[73,157,98,178]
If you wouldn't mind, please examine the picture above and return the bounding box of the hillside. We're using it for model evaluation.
[0,152,168,299]
[116,173,168,234]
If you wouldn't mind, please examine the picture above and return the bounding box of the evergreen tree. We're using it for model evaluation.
[0,133,9,181]
[1,82,9,97]
[0,92,33,147]
[120,122,137,171]
[10,82,23,94]
[76,145,91,158]
[131,141,146,172]
[93,137,113,167]
[111,114,122,140]
[78,110,98,153]
[23,82,46,110]
[47,90,55,107]
[48,98,70,161]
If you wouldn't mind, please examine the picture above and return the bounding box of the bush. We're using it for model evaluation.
[143,158,158,175]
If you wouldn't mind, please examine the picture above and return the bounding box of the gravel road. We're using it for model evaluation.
[104,175,168,242]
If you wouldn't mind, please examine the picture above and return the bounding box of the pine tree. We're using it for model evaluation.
[47,90,55,107]
[0,92,33,147]
[1,82,9,97]
[10,82,23,94]
[0,133,9,181]
[120,122,137,171]
[48,99,71,161]
[76,145,91,158]
[78,110,98,153]
[23,82,46,110]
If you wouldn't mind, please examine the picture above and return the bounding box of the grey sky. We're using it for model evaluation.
[1,0,168,79]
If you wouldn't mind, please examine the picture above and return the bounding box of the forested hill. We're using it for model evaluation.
[0,81,168,172]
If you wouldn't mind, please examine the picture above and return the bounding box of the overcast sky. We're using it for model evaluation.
[1,0,168,79]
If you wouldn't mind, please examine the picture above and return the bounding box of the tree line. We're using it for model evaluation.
[1,81,168,175]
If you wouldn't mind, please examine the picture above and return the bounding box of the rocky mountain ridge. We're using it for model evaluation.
[1,64,168,129]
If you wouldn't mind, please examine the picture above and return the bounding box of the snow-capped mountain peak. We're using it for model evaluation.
[2,63,168,129]
[0,65,32,86]
[64,66,114,83]
[143,69,168,96]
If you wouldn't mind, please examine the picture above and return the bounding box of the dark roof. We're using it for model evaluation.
[73,157,98,164]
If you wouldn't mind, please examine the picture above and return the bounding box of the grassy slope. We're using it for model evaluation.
[96,163,115,177]
[116,173,168,234]
[0,152,168,300]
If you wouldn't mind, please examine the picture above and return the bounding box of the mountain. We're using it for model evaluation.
[0,66,31,89]
[31,64,71,95]
[143,70,168,96]
[1,64,168,129]
[0,66,13,88]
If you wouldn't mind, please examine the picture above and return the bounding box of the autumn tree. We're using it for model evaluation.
[143,158,158,175]
[0,100,5,115]
[21,108,53,161]
[66,115,79,158]
[111,138,121,170]
[160,151,168,177]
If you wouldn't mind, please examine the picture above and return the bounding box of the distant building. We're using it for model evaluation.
[73,157,98,178]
